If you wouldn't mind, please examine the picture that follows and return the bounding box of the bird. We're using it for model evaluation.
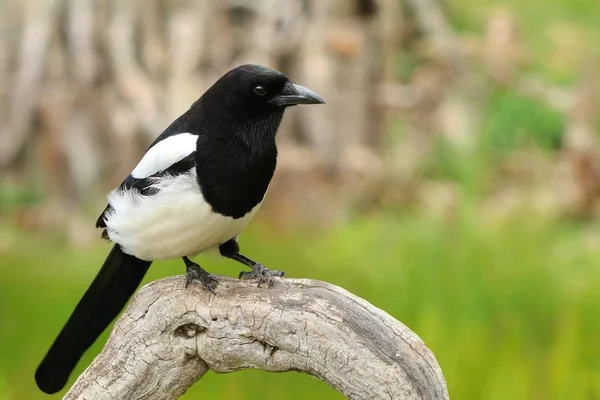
[34,64,325,394]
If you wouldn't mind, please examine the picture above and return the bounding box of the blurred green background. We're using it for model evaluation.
[2,0,600,398]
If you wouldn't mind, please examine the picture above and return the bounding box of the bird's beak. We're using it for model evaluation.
[270,82,326,107]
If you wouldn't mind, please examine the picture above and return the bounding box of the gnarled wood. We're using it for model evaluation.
[65,276,448,399]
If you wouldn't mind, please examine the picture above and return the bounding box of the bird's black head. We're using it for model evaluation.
[210,64,325,115]
[194,64,325,150]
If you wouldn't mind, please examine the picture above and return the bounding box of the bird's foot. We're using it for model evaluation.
[239,264,285,288]
[185,262,218,293]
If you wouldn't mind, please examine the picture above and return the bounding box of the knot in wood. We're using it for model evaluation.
[175,323,203,338]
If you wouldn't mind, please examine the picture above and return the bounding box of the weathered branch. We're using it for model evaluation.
[65,276,448,399]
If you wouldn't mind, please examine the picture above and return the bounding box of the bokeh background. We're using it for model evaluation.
[1,0,600,398]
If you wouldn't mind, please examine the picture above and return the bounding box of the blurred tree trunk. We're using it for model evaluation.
[0,0,399,232]
[4,0,591,231]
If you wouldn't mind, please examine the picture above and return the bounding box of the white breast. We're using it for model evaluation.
[103,170,261,261]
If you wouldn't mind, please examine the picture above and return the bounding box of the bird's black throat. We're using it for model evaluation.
[194,111,282,219]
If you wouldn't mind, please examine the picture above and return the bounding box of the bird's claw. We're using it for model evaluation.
[239,264,285,288]
[185,264,218,293]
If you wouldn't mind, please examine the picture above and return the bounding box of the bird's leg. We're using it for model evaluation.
[232,253,286,287]
[219,239,285,287]
[182,256,218,293]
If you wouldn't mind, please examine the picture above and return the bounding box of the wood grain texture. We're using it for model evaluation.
[65,276,448,400]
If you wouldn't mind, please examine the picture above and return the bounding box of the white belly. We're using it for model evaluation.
[103,170,261,261]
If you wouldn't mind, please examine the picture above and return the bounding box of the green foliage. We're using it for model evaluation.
[394,50,424,82]
[420,138,490,196]
[417,89,563,197]
[0,184,43,211]
[1,209,599,399]
[481,89,565,154]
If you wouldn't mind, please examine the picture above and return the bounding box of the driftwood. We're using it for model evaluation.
[64,276,448,399]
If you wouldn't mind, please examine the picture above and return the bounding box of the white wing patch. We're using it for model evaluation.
[131,133,197,178]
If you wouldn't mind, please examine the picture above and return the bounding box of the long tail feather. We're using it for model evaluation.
[35,245,151,394]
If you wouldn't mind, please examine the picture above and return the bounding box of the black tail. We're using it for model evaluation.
[35,245,152,394]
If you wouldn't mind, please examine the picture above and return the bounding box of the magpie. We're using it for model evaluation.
[34,64,325,394]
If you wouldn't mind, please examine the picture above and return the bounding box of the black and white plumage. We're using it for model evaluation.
[35,64,325,395]
[99,131,264,261]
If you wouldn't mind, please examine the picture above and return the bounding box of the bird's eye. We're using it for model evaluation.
[253,85,267,96]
